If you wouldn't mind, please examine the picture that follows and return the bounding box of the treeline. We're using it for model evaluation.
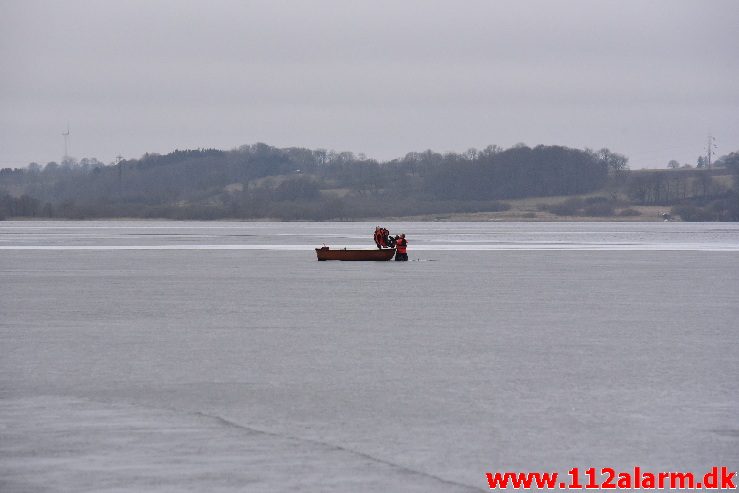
[0,193,51,220]
[626,168,728,205]
[624,152,739,221]
[535,162,739,221]
[2,143,738,221]
[422,146,625,199]
[0,143,626,220]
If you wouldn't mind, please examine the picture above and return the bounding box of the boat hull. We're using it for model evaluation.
[316,247,395,261]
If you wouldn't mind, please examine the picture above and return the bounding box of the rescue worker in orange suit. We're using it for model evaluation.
[395,233,408,261]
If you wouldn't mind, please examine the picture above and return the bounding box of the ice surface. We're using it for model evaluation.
[1,221,739,251]
[1,396,477,493]
[1,222,738,492]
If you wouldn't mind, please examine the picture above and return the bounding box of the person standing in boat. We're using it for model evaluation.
[395,233,408,261]
[374,226,382,249]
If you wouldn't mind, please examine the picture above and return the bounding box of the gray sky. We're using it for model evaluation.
[2,0,738,168]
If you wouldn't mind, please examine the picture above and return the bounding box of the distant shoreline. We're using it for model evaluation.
[0,203,675,223]
[0,215,675,223]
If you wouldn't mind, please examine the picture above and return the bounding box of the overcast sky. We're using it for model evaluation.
[2,0,738,168]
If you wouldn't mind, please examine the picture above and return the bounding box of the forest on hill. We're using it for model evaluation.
[1,143,738,221]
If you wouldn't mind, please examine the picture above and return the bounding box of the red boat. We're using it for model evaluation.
[315,246,395,261]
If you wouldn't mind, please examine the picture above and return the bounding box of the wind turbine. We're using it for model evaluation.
[62,123,70,161]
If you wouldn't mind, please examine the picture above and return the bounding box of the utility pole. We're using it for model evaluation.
[706,134,717,169]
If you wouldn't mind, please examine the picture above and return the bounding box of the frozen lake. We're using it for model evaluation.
[1,221,738,492]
